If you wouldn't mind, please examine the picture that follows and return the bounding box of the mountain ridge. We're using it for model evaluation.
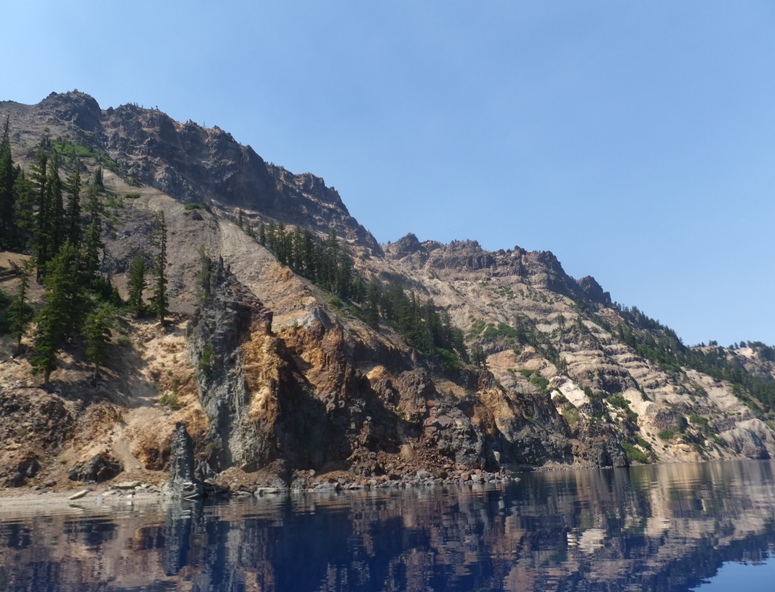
[1,91,774,495]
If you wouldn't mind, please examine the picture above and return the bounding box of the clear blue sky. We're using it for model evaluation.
[4,1,775,347]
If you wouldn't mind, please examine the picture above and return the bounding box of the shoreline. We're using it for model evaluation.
[0,468,519,517]
[2,458,772,518]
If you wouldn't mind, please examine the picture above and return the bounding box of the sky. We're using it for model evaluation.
[3,1,774,347]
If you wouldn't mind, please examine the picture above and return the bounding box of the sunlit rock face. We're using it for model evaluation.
[0,91,773,490]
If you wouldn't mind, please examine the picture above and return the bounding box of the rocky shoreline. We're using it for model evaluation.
[0,469,520,518]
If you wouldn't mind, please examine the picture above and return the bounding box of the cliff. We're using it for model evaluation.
[1,91,774,493]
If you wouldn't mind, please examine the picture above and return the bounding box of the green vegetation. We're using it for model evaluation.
[658,429,676,441]
[7,260,34,351]
[0,117,17,249]
[196,246,213,306]
[608,393,638,423]
[126,254,147,316]
[255,221,468,363]
[437,347,462,369]
[688,413,710,431]
[184,202,209,211]
[159,377,182,410]
[260,223,361,302]
[149,211,169,325]
[596,306,775,415]
[199,343,214,371]
[621,441,650,464]
[467,314,561,368]
[84,304,117,378]
[468,319,519,342]
[519,369,550,393]
[0,126,128,383]
[0,287,10,334]
[560,404,580,427]
[494,285,515,300]
[30,243,83,383]
[50,138,117,170]
[553,392,581,427]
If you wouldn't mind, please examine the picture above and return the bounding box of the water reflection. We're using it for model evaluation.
[2,460,775,591]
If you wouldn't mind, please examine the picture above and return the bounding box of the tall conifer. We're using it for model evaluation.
[150,210,169,325]
[13,171,35,250]
[82,185,103,282]
[8,260,34,352]
[30,242,81,384]
[65,167,82,247]
[126,254,147,316]
[31,151,49,281]
[48,153,65,255]
[84,303,115,378]
[0,117,17,249]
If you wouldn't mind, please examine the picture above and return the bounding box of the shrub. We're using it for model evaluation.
[621,441,650,464]
[608,393,638,423]
[688,413,710,431]
[561,405,580,427]
[437,347,462,369]
[199,344,213,371]
[635,436,653,451]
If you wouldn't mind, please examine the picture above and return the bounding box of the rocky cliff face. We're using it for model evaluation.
[1,91,774,492]
[3,91,380,253]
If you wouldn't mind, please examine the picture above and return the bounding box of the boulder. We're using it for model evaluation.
[67,453,122,483]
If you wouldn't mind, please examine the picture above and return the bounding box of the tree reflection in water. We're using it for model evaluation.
[2,460,775,591]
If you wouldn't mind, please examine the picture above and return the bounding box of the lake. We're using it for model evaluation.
[2,460,775,591]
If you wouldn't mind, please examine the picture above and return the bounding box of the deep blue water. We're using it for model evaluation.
[2,460,775,591]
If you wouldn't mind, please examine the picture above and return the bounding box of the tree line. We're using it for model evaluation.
[0,121,169,384]
[598,305,775,415]
[239,216,468,364]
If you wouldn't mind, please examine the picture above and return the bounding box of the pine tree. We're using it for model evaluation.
[471,345,487,368]
[30,242,81,385]
[150,210,169,325]
[48,153,65,255]
[93,166,103,190]
[0,117,17,250]
[364,280,381,328]
[83,303,115,378]
[8,259,34,352]
[335,255,353,300]
[65,167,82,247]
[81,185,103,282]
[126,254,147,316]
[299,230,316,278]
[196,245,212,306]
[31,151,49,282]
[12,170,35,250]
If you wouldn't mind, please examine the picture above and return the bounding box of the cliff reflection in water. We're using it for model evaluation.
[3,460,775,591]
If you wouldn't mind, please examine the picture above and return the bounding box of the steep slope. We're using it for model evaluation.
[2,91,380,253]
[1,91,774,493]
[384,236,775,464]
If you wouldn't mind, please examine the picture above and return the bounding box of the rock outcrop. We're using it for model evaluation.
[67,453,123,483]
[1,91,774,492]
[188,257,278,471]
[164,422,203,499]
